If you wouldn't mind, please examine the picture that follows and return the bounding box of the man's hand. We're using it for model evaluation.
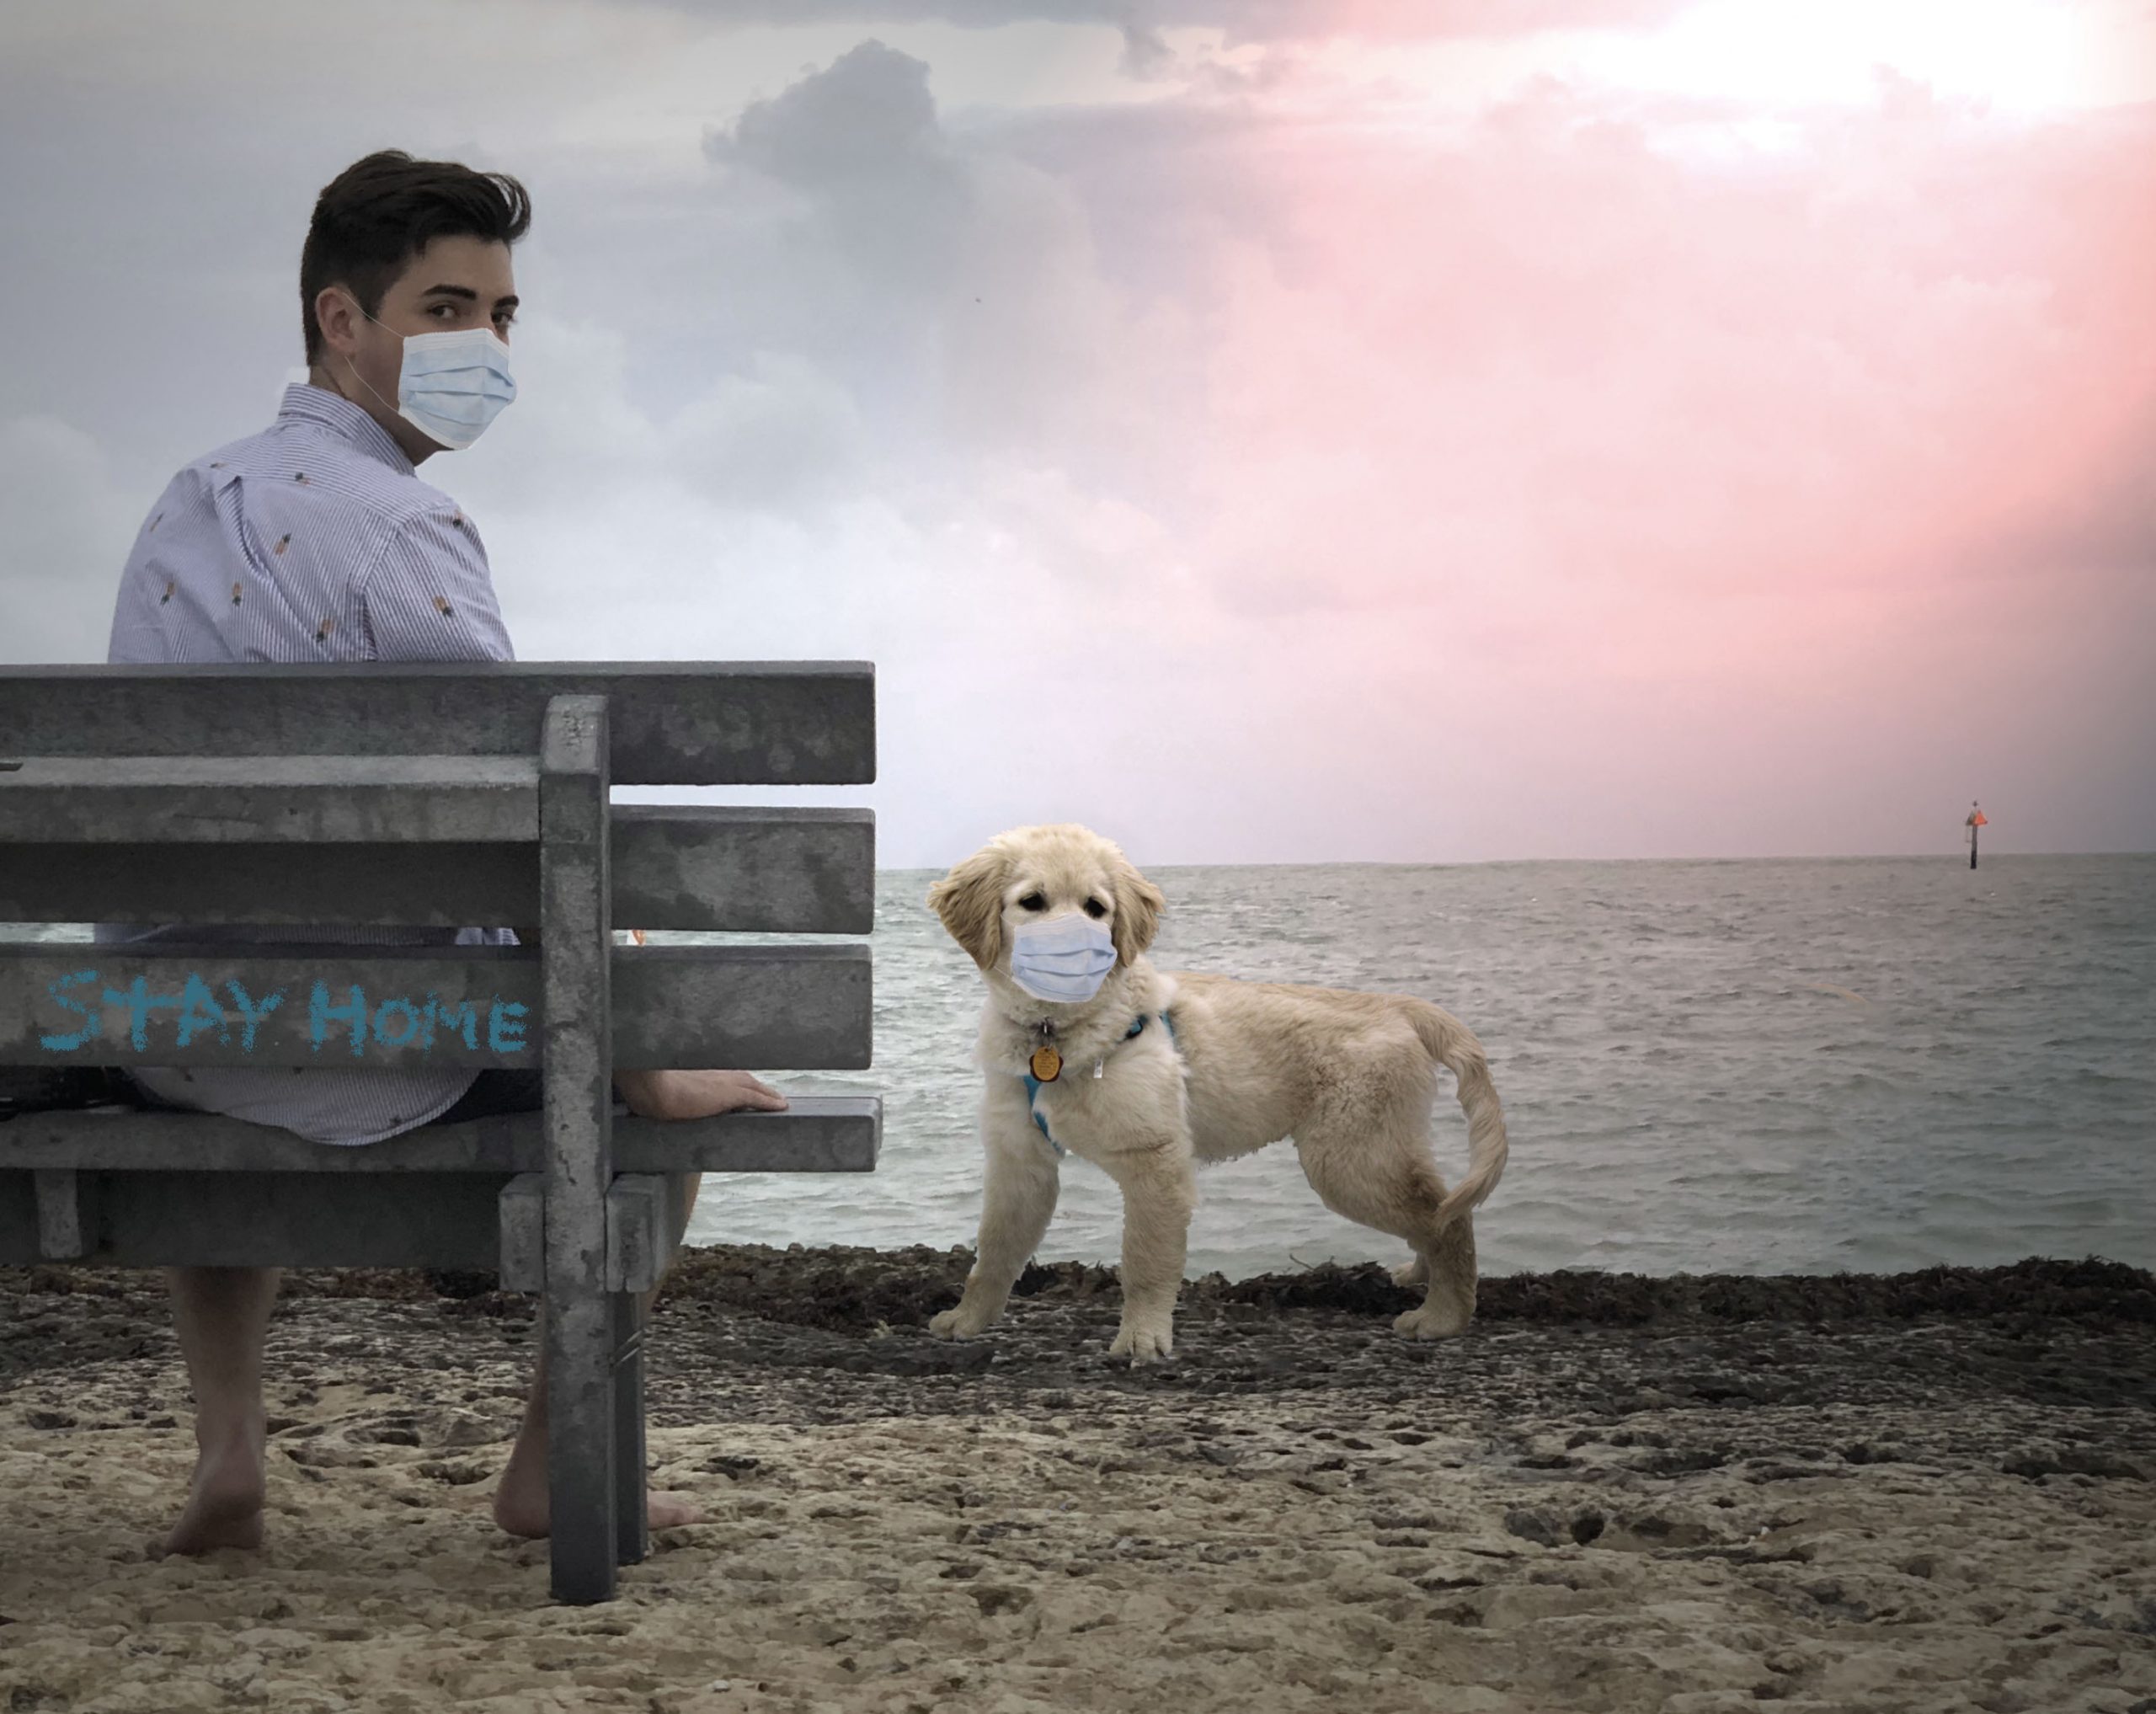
[615,1069,789,1121]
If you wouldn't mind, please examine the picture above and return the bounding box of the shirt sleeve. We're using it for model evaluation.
[104,472,198,665]
[359,505,516,663]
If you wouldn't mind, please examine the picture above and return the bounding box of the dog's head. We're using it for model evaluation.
[926,823,1165,985]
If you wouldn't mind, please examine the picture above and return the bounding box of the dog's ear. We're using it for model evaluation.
[1110,857,1165,966]
[927,846,1009,970]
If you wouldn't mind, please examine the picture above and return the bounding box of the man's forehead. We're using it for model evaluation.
[388,235,515,296]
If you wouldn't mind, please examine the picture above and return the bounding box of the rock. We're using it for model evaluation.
[1502,1508,1558,1547]
[2001,1449,2146,1481]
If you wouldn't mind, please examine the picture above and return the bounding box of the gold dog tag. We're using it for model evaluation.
[1030,1045,1063,1082]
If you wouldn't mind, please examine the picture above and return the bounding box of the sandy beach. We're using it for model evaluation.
[3,1250,2151,1714]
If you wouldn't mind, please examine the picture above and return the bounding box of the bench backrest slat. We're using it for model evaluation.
[0,942,872,1071]
[0,807,874,933]
[0,662,875,786]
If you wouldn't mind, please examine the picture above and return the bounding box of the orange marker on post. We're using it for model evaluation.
[1965,802,1988,870]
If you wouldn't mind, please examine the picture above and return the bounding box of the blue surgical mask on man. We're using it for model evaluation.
[1008,912,1118,1004]
[337,292,516,451]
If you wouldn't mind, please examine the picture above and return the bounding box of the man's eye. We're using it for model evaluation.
[1018,893,1045,911]
[1083,900,1107,919]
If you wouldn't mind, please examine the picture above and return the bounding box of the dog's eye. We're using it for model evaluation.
[1083,899,1108,919]
[1018,892,1046,911]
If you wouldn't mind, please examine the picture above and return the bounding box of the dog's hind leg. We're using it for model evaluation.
[930,1121,1060,1342]
[1399,1209,1476,1341]
[1294,1105,1476,1341]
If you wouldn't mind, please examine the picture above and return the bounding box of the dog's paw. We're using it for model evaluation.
[1392,1301,1471,1340]
[929,1306,995,1342]
[1390,1256,1430,1290]
[1108,1321,1175,1364]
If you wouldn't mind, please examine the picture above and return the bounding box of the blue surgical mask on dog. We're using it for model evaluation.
[336,293,516,451]
[1008,913,1117,1004]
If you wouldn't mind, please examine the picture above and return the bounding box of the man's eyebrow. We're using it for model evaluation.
[417,285,520,311]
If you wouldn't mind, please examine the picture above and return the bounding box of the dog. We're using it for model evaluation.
[925,823,1508,1361]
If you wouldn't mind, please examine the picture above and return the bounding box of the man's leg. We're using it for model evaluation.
[491,1173,704,1538]
[162,1264,281,1555]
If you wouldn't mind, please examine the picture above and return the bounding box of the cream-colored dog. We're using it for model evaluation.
[926,823,1508,1361]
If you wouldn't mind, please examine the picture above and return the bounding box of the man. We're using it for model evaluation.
[104,149,784,1554]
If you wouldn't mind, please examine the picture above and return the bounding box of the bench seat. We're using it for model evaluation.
[0,1094,879,1175]
[3,1098,878,1279]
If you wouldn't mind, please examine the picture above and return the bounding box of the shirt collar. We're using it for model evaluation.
[275,382,417,478]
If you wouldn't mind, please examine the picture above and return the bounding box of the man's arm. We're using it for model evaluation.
[360,506,516,662]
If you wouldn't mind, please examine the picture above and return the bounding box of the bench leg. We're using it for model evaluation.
[546,1279,618,1605]
[611,1289,649,1566]
[541,691,619,1605]
[34,1168,94,1260]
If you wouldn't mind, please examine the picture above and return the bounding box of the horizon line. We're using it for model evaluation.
[876,848,2156,873]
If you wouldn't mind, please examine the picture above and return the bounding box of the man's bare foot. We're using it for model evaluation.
[161,1418,266,1556]
[615,1068,788,1122]
[491,1464,702,1540]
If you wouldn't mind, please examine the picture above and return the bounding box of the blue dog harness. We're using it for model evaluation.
[1021,1011,1178,1158]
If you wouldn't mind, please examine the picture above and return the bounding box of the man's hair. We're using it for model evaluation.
[300,150,531,364]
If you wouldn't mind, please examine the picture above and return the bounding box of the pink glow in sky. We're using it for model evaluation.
[1033,3,2156,860]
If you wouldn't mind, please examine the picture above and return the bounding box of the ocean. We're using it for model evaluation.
[17,855,2148,1281]
[693,854,2156,1281]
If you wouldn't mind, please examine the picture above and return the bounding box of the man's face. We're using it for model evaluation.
[313,232,519,462]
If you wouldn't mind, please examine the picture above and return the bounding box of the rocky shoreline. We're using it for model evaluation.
[3,1250,2153,1714]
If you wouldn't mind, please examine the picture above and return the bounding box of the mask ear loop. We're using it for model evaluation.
[323,289,408,424]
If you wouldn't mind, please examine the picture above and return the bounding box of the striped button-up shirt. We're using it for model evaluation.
[100,383,516,1143]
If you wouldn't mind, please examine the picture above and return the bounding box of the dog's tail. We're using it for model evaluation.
[1408,1001,1509,1224]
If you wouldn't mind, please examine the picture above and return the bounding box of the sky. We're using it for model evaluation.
[2,0,2151,867]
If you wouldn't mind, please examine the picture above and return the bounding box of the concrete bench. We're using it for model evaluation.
[0,661,879,1602]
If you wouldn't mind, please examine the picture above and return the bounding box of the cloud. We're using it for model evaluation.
[696,36,1195,477]
[1118,20,1177,78]
[707,38,944,182]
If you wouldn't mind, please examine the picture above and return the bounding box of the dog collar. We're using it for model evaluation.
[1021,1012,1177,1158]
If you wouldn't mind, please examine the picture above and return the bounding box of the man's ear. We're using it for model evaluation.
[312,285,363,365]
[926,846,1009,970]
[1111,858,1165,967]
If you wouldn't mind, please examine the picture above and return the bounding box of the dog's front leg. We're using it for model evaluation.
[1098,1145,1197,1363]
[929,1123,1059,1341]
